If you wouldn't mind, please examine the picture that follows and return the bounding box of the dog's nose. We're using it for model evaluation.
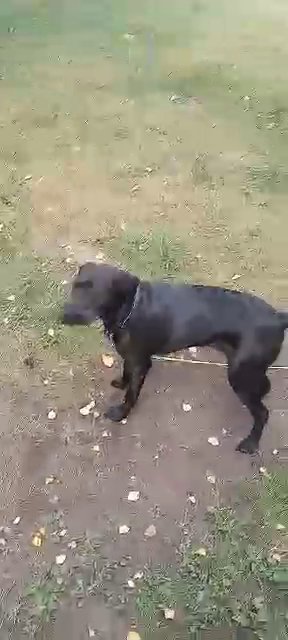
[62,304,84,325]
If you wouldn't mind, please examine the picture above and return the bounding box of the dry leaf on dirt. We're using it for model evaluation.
[206,473,216,485]
[55,554,66,565]
[127,579,135,588]
[182,402,192,412]
[48,409,57,420]
[164,608,175,620]
[208,437,219,447]
[80,400,95,416]
[45,475,56,485]
[128,491,140,502]
[32,527,46,548]
[101,354,114,368]
[232,274,242,281]
[119,524,130,535]
[127,632,141,640]
[13,516,21,525]
[188,495,196,505]
[144,524,157,538]
[259,467,270,477]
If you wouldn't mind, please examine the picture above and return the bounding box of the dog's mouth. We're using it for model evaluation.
[62,304,96,326]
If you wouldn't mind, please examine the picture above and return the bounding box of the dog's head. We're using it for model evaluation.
[62,262,139,327]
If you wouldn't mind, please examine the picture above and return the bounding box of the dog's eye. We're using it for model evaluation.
[74,280,93,289]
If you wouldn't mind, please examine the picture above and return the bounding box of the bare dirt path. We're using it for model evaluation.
[0,347,287,638]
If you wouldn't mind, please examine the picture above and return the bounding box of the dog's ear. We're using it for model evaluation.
[112,269,139,304]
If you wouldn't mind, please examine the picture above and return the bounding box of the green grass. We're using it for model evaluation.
[137,478,288,640]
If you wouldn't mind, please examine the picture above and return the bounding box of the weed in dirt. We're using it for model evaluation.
[137,491,288,640]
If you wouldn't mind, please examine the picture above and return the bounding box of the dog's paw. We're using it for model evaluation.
[236,436,258,455]
[111,377,127,390]
[104,404,127,422]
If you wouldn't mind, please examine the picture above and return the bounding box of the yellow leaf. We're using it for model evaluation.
[127,632,141,640]
[101,354,114,368]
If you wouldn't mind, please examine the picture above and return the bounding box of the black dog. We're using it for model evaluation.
[62,262,288,454]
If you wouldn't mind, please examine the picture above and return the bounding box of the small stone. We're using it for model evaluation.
[196,547,207,557]
[164,608,175,620]
[128,491,140,502]
[13,516,21,525]
[272,553,281,562]
[259,467,270,477]
[182,402,192,412]
[7,294,15,302]
[144,524,157,538]
[59,529,67,537]
[88,628,96,638]
[133,571,144,580]
[119,525,130,535]
[92,444,100,453]
[232,274,241,281]
[48,328,55,337]
[45,476,56,485]
[48,410,57,420]
[208,437,219,447]
[55,554,66,565]
[188,495,196,505]
[276,523,285,531]
[206,473,216,485]
[121,418,127,425]
[273,449,279,456]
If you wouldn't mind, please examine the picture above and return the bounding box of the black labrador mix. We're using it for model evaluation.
[62,262,288,454]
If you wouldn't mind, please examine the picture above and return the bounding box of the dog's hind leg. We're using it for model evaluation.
[228,359,271,454]
[105,356,152,422]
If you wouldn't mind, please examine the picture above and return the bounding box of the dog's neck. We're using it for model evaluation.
[101,282,140,338]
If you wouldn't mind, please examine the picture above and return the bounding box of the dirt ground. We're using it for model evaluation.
[1,343,288,639]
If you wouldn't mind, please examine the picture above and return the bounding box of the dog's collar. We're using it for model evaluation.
[120,284,140,329]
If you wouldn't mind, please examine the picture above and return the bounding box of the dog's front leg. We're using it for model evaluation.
[111,359,129,390]
[105,357,152,422]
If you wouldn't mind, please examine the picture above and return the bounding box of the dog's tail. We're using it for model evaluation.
[278,311,288,330]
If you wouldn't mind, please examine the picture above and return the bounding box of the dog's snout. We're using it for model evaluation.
[62,303,88,326]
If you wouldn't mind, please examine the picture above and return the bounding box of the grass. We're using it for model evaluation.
[137,478,288,640]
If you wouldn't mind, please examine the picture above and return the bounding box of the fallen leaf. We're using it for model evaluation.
[45,475,56,485]
[59,529,67,537]
[101,354,114,368]
[206,473,216,485]
[88,628,96,638]
[259,467,270,477]
[68,540,77,549]
[48,409,57,421]
[144,524,157,538]
[47,328,55,337]
[164,608,175,620]
[222,428,227,435]
[80,400,95,416]
[127,632,141,640]
[119,524,130,535]
[188,495,196,505]
[273,449,279,456]
[232,274,241,281]
[55,554,66,566]
[133,571,144,580]
[182,402,192,412]
[208,437,219,447]
[128,491,140,502]
[32,529,45,547]
[127,579,135,588]
[196,547,207,557]
[13,516,21,525]
[92,444,100,453]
